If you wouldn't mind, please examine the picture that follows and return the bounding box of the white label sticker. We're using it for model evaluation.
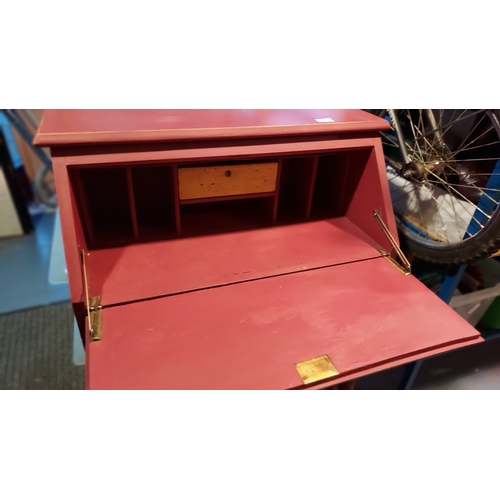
[315,118,335,123]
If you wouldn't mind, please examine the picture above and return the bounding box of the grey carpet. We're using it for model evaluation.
[0,302,84,390]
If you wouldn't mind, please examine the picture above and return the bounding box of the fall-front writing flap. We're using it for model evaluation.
[86,258,481,390]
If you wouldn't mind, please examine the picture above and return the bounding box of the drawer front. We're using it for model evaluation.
[178,162,278,200]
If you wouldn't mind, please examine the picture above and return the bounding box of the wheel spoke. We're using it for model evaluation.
[444,156,500,162]
[423,167,490,222]
[389,171,473,242]
[382,110,500,255]
[454,113,488,155]
[453,130,499,160]
[407,111,427,161]
[438,163,500,204]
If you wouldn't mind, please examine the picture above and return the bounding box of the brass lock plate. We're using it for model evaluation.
[295,355,339,385]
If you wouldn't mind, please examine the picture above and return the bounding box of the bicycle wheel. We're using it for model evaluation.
[380,109,500,264]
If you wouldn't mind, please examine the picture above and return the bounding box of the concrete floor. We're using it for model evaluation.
[1,211,500,390]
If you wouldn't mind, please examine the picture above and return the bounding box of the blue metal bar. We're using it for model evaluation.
[437,265,468,303]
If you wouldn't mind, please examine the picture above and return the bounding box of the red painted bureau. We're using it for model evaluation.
[34,110,482,389]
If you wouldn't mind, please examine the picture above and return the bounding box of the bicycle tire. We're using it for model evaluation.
[377,109,500,264]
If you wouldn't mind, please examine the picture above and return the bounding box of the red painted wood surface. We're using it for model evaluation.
[86,217,382,306]
[45,122,396,310]
[50,156,87,304]
[35,110,481,390]
[346,144,398,254]
[87,258,481,390]
[35,109,390,147]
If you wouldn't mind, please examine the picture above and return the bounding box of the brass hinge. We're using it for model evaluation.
[88,296,103,342]
[373,208,411,275]
[80,249,103,342]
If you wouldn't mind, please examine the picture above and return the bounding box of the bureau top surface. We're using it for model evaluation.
[34,109,390,147]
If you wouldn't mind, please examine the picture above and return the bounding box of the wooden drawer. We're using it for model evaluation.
[178,162,278,200]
